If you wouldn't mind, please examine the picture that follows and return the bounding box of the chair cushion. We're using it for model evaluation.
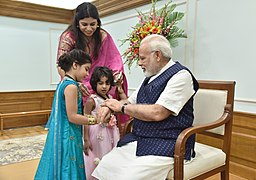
[167,142,226,179]
[193,89,227,135]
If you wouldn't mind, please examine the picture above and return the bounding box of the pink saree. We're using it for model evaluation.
[57,31,129,124]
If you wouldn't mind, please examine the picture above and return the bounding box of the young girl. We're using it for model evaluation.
[35,49,97,180]
[83,66,126,180]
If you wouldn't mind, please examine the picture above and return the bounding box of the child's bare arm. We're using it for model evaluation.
[117,86,127,100]
[83,97,95,154]
[113,71,128,100]
[65,85,96,125]
[115,76,127,100]
[83,98,95,140]
[84,97,95,115]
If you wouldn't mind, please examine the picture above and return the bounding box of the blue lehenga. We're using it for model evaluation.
[35,77,86,180]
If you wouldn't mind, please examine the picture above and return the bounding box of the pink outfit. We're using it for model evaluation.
[57,30,129,124]
[84,94,120,180]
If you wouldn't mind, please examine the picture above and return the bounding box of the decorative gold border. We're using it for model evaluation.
[0,0,151,24]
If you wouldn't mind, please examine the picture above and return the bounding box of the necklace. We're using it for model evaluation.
[65,74,75,81]
[96,92,109,100]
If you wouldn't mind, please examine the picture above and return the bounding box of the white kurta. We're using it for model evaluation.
[92,142,174,180]
[92,60,195,180]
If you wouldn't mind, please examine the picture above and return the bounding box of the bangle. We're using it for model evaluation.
[85,114,96,125]
[121,103,128,114]
[88,118,96,125]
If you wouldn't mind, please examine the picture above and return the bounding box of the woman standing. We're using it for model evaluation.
[57,2,128,113]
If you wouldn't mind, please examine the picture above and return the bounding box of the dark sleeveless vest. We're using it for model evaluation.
[117,62,199,160]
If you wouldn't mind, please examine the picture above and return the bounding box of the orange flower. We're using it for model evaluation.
[145,26,151,32]
[133,48,139,55]
[140,33,147,39]
[152,27,160,34]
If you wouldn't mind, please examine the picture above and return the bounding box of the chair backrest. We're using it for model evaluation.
[193,88,227,135]
[195,80,235,138]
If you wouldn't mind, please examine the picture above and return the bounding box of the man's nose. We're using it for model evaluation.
[138,59,142,66]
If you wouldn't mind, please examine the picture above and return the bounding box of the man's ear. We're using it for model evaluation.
[155,51,161,62]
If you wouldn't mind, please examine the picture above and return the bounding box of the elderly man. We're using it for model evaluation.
[92,34,199,180]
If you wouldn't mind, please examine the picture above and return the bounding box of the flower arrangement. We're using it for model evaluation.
[120,0,187,70]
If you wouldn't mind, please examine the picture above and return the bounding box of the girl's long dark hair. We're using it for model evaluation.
[65,2,102,59]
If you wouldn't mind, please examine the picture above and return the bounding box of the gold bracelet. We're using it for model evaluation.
[85,114,96,125]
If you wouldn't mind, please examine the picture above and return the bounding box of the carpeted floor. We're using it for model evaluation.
[0,134,46,166]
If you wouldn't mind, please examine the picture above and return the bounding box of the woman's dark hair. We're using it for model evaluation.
[58,49,91,72]
[90,66,115,92]
[66,2,102,59]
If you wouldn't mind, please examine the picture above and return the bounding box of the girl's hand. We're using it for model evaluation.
[84,139,92,155]
[113,71,123,86]
[95,116,101,124]
[79,83,90,97]
[97,106,112,124]
[104,99,122,113]
[108,114,117,127]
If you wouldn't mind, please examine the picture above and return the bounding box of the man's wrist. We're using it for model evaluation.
[121,103,128,114]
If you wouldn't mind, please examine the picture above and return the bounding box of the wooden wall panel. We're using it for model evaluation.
[0,90,55,128]
[0,92,255,178]
[94,0,151,17]
[230,112,256,179]
[230,161,256,179]
[0,0,150,24]
[0,101,41,113]
[0,0,73,24]
[3,116,47,129]
[231,132,256,163]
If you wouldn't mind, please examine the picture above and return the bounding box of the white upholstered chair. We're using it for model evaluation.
[123,80,235,180]
[170,80,235,179]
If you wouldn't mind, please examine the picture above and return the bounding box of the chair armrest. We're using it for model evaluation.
[120,118,134,137]
[173,104,232,179]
